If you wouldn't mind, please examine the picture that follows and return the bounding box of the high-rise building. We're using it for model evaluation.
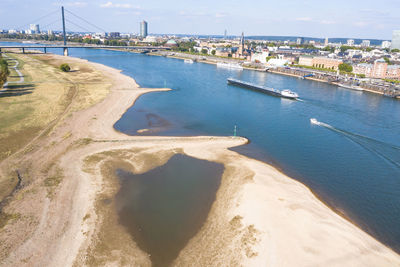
[29,24,40,34]
[297,37,304,45]
[324,37,329,46]
[361,40,370,47]
[381,41,391,49]
[140,20,148,38]
[347,39,355,46]
[392,30,400,50]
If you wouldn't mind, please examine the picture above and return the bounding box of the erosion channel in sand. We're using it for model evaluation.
[0,51,399,266]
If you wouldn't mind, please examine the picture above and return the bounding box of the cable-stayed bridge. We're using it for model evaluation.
[0,7,170,55]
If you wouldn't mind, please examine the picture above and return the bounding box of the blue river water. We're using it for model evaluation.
[2,43,400,252]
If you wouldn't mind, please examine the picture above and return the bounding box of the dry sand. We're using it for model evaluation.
[0,52,399,266]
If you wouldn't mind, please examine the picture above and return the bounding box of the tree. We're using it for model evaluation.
[383,57,393,65]
[60,63,71,72]
[391,49,400,53]
[0,58,10,88]
[211,50,216,55]
[340,45,356,52]
[338,63,353,72]
[201,49,208,54]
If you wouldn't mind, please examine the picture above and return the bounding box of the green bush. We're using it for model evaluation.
[60,63,71,72]
[0,58,9,88]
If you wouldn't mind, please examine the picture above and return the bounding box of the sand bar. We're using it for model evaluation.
[0,52,399,266]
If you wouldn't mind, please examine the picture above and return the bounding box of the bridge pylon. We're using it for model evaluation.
[61,6,68,56]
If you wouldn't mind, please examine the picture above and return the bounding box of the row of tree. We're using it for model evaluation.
[0,55,10,88]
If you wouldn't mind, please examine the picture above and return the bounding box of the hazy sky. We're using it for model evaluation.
[1,0,399,39]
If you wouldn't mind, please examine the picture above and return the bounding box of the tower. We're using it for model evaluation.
[238,32,245,55]
[140,21,148,38]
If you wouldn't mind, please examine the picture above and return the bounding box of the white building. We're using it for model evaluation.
[267,58,289,68]
[347,39,355,46]
[251,50,270,64]
[361,40,370,47]
[29,24,40,34]
[382,41,391,49]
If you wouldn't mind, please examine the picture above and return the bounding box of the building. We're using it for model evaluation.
[353,59,400,79]
[347,39,355,46]
[165,39,178,47]
[29,24,40,34]
[299,55,342,70]
[371,59,387,78]
[386,65,400,79]
[324,37,329,47]
[109,32,120,38]
[297,37,304,45]
[392,30,400,50]
[361,40,370,47]
[140,20,148,38]
[298,55,314,66]
[382,41,391,49]
[251,49,270,64]
[47,30,53,35]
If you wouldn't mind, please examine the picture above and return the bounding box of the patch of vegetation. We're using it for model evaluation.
[0,212,21,229]
[60,63,71,72]
[0,57,10,88]
[43,167,64,198]
[384,79,400,84]
[339,63,353,72]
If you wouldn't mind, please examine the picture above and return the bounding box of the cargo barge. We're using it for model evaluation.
[227,78,299,99]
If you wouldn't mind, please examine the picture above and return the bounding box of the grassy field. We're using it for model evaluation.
[0,51,112,202]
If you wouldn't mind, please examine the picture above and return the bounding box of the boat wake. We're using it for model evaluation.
[310,118,400,168]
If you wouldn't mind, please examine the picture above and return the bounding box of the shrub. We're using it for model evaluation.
[60,63,71,72]
[0,59,9,88]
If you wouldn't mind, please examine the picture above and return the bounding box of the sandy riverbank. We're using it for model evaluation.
[0,52,399,266]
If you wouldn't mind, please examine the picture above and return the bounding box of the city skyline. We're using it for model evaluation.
[0,0,399,39]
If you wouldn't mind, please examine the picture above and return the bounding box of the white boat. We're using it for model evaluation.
[310,118,320,125]
[184,59,194,64]
[281,89,299,99]
[338,83,364,91]
[217,62,243,70]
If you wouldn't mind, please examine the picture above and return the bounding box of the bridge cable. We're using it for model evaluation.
[41,19,61,31]
[64,9,108,33]
[65,19,92,33]
[15,9,59,30]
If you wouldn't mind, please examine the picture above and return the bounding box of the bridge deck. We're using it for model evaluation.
[0,45,170,50]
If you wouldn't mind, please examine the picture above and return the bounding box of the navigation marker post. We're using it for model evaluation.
[234,125,237,137]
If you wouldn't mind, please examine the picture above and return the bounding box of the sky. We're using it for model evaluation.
[0,0,399,39]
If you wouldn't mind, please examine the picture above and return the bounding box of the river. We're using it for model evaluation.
[2,43,399,252]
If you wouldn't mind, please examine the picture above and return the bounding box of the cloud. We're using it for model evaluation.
[215,12,227,18]
[321,20,336,25]
[179,10,207,17]
[100,2,139,9]
[295,17,312,22]
[354,21,368,27]
[53,1,87,7]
